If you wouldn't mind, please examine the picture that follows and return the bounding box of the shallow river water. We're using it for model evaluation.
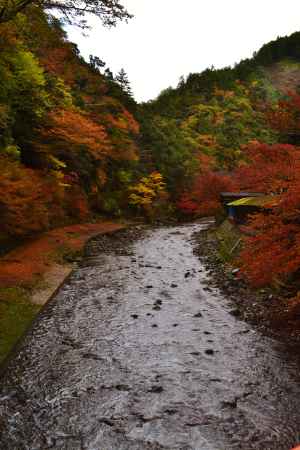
[1,222,300,449]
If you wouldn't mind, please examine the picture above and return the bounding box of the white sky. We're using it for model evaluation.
[66,0,300,102]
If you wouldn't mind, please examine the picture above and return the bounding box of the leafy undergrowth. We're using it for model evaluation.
[0,222,126,287]
[0,287,40,363]
[215,219,242,263]
[0,221,126,363]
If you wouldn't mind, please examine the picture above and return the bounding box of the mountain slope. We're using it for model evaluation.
[138,31,300,199]
[1,12,300,242]
[0,7,142,241]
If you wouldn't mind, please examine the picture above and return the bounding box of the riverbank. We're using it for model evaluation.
[0,221,127,363]
[193,222,300,343]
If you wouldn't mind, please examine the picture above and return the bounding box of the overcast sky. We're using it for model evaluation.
[66,0,300,102]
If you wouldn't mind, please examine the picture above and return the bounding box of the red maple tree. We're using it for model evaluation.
[177,171,237,216]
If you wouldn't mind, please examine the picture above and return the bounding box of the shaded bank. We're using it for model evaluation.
[193,222,300,342]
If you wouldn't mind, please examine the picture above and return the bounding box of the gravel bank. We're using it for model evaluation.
[193,225,300,343]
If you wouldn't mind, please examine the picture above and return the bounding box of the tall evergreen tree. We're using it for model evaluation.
[104,68,114,81]
[116,68,133,97]
[89,55,106,73]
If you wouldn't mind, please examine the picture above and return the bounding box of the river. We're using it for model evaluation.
[1,222,300,449]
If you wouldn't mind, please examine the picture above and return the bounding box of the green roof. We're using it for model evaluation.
[228,195,276,207]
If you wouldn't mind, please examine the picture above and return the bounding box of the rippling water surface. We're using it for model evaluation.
[1,222,300,449]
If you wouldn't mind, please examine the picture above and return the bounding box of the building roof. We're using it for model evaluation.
[228,195,277,207]
[221,192,265,198]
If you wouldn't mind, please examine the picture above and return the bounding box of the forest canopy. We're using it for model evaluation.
[2,4,300,300]
[0,0,132,26]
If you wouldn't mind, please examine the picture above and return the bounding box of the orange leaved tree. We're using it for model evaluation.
[42,109,112,161]
[0,157,65,237]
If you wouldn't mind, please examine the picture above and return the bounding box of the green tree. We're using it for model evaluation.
[0,0,132,27]
[139,111,198,197]
[89,54,106,73]
[116,68,133,97]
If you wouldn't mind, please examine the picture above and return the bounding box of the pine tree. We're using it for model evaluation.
[104,68,114,81]
[116,68,133,97]
[89,55,106,73]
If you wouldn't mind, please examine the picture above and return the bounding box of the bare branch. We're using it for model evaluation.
[0,0,133,27]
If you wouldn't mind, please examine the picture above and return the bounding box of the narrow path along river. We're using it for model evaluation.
[1,222,300,450]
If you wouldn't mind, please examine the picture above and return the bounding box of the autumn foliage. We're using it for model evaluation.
[0,157,64,237]
[129,172,168,219]
[3,6,300,303]
[177,171,237,217]
[0,6,143,238]
[232,97,300,289]
[176,87,300,294]
[233,142,298,193]
[238,205,300,287]
[267,91,300,137]
[42,109,112,161]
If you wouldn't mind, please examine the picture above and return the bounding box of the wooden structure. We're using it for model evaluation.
[220,192,273,224]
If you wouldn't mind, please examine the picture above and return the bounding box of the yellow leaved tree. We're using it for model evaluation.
[129,172,168,219]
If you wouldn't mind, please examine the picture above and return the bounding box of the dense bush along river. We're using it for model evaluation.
[1,222,300,449]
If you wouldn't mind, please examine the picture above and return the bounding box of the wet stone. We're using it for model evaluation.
[164,409,178,415]
[230,308,241,317]
[222,398,238,409]
[115,385,131,392]
[148,385,164,394]
[185,422,202,427]
[205,349,215,356]
[203,286,213,292]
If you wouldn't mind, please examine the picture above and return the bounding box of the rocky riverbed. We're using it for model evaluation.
[1,221,300,449]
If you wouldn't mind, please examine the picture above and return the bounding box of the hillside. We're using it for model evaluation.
[263,60,300,93]
[2,5,300,296]
[0,5,145,245]
[137,34,300,204]
[140,32,300,175]
[1,3,300,242]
